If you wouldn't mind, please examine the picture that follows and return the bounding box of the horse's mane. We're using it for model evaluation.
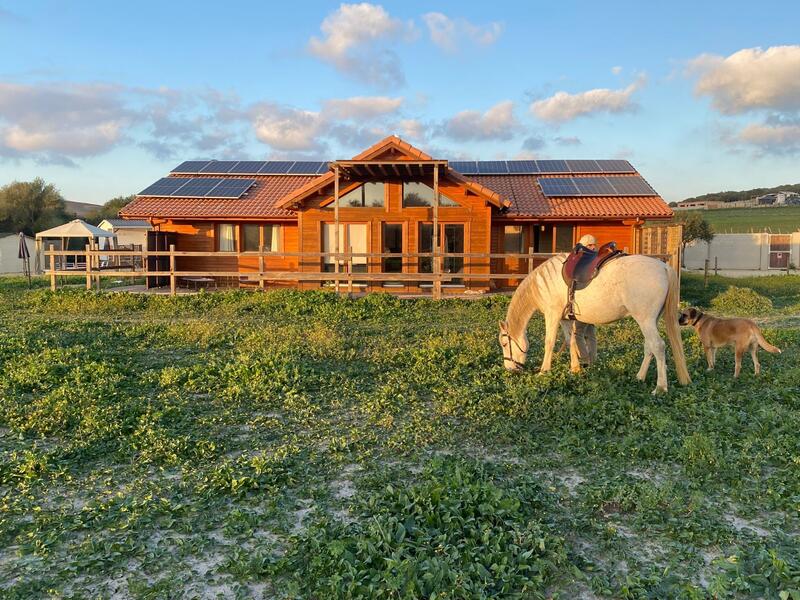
[505,254,566,336]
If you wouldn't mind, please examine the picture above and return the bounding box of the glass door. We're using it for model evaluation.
[322,223,368,285]
[443,224,464,285]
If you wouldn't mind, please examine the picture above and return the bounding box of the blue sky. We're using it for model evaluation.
[1,0,799,205]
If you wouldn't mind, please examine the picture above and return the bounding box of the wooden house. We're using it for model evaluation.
[120,135,673,292]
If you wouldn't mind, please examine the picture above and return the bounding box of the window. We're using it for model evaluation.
[382,224,403,274]
[338,182,384,207]
[555,226,575,252]
[533,224,574,252]
[322,223,368,284]
[263,224,280,252]
[418,223,433,273]
[504,225,525,254]
[217,224,237,251]
[402,182,459,207]
[443,224,465,284]
[242,224,260,251]
[535,225,553,253]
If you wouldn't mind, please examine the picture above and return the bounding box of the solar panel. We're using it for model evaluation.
[476,161,509,174]
[539,178,580,196]
[205,179,256,198]
[199,161,239,174]
[573,176,617,195]
[536,160,569,173]
[138,177,191,196]
[566,159,601,173]
[258,161,295,174]
[171,178,225,197]
[449,161,477,174]
[597,159,634,173]
[229,161,268,174]
[316,162,330,174]
[288,161,326,174]
[172,161,211,173]
[507,160,540,174]
[608,176,656,195]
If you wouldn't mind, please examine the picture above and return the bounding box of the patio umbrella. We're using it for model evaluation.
[18,232,31,287]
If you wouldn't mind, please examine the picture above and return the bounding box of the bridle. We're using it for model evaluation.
[689,310,704,326]
[500,330,527,370]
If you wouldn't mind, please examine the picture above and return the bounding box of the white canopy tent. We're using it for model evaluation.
[35,219,116,272]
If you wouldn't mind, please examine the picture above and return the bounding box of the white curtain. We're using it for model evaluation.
[219,224,236,251]
[264,225,280,252]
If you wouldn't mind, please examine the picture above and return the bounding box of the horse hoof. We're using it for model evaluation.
[651,386,668,395]
[636,373,646,382]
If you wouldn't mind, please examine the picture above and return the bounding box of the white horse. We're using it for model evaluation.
[499,254,690,394]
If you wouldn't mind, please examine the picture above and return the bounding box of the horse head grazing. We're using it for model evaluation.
[498,320,528,371]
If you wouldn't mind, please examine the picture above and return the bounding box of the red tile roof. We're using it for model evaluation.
[120,175,315,219]
[121,135,672,221]
[468,175,673,219]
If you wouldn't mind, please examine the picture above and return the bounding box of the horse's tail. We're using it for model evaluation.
[663,264,691,385]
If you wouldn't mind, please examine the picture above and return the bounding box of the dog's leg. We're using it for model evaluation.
[750,342,761,375]
[734,345,745,378]
[705,346,714,371]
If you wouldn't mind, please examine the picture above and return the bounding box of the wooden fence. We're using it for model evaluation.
[43,245,675,299]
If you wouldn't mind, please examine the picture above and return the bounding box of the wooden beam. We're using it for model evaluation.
[433,166,440,300]
[334,164,340,294]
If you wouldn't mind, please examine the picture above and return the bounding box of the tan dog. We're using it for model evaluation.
[678,307,781,377]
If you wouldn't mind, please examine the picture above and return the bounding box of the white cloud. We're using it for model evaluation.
[553,136,581,146]
[308,3,415,87]
[611,66,623,75]
[321,96,404,120]
[0,82,130,161]
[443,101,516,141]
[399,118,424,140]
[530,77,644,123]
[251,104,325,152]
[733,122,800,154]
[422,12,502,53]
[688,45,800,114]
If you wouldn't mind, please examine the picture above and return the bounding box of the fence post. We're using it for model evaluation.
[259,244,265,289]
[703,258,710,288]
[85,243,92,290]
[142,245,148,288]
[714,256,718,276]
[169,244,176,296]
[49,244,56,291]
[527,246,534,273]
[347,246,353,297]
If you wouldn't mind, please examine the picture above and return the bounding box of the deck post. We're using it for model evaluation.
[169,244,176,296]
[433,165,441,300]
[85,243,92,290]
[258,244,265,289]
[142,245,148,289]
[528,245,534,273]
[347,245,353,296]
[49,244,56,291]
[334,164,340,294]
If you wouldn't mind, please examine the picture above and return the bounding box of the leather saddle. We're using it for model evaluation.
[562,241,626,319]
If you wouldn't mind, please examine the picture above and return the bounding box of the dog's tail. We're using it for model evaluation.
[664,264,691,385]
[754,327,781,354]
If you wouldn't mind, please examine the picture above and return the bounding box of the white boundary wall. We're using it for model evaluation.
[684,232,800,271]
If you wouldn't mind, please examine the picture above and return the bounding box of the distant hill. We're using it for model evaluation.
[64,200,102,219]
[681,183,800,205]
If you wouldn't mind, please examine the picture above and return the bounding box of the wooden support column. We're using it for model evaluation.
[528,246,534,273]
[85,243,92,290]
[49,244,56,291]
[433,165,441,300]
[258,244,265,289]
[169,244,176,296]
[347,246,353,296]
[334,164,340,294]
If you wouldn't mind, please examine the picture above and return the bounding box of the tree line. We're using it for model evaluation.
[0,178,133,236]
[676,182,800,206]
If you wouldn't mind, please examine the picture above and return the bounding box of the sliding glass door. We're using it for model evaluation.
[418,223,465,285]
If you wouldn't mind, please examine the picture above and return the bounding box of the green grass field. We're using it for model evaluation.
[673,206,800,233]
[1,275,799,598]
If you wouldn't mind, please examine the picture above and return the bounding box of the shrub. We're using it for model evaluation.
[710,286,773,316]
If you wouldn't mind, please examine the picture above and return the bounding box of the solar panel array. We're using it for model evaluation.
[172,160,329,175]
[447,159,635,175]
[139,177,256,198]
[539,176,657,197]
